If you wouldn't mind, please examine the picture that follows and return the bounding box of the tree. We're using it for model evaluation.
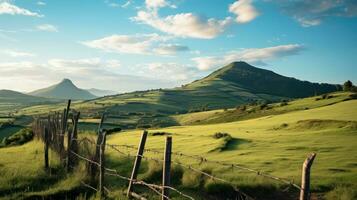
[343,80,353,91]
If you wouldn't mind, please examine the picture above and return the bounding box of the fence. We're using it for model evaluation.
[32,100,317,200]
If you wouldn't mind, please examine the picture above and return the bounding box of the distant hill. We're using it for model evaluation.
[0,90,62,114]
[29,79,97,100]
[0,90,58,104]
[192,61,341,98]
[65,62,341,114]
[18,62,342,127]
[86,88,117,97]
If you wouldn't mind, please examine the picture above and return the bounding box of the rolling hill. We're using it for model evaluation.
[1,92,356,200]
[0,90,62,115]
[18,62,342,128]
[29,78,97,100]
[77,62,341,113]
[86,88,117,97]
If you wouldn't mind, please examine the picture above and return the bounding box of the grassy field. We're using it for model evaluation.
[107,99,357,194]
[0,92,356,199]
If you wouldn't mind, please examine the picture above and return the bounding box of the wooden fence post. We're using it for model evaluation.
[162,136,172,200]
[66,128,73,172]
[91,113,106,179]
[98,131,107,198]
[60,100,71,166]
[44,126,49,170]
[67,112,80,172]
[127,131,148,197]
[299,153,317,200]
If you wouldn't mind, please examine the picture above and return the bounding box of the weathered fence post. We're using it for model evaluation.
[98,131,107,198]
[67,112,80,172]
[127,131,148,197]
[91,113,106,179]
[60,100,71,166]
[299,153,317,200]
[66,128,73,172]
[162,136,172,200]
[44,126,49,170]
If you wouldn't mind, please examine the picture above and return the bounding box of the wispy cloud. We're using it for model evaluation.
[192,44,304,71]
[36,24,58,32]
[0,2,43,17]
[270,0,357,27]
[2,49,36,57]
[229,0,259,23]
[37,1,46,6]
[0,58,177,92]
[144,62,197,81]
[153,44,189,55]
[82,33,189,55]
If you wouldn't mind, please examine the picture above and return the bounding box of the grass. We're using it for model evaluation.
[0,93,356,199]
[106,99,357,197]
[172,92,354,125]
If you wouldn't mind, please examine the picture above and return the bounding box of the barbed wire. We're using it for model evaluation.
[106,143,300,190]
[69,148,194,200]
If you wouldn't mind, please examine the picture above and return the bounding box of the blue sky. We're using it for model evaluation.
[0,0,356,92]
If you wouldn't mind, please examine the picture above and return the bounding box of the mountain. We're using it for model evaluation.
[72,61,340,115]
[86,88,117,97]
[29,79,97,100]
[193,61,340,98]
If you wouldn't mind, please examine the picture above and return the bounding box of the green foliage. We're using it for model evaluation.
[343,80,353,91]
[2,128,33,146]
[148,131,172,136]
[204,180,235,196]
[212,132,231,139]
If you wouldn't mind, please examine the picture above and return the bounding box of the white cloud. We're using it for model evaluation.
[153,44,189,55]
[0,2,43,17]
[229,0,259,23]
[82,33,189,55]
[121,1,131,8]
[192,44,304,71]
[2,50,36,57]
[146,0,167,9]
[37,24,58,32]
[37,1,46,6]
[133,10,232,39]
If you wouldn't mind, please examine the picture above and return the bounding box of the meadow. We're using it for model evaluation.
[0,92,356,199]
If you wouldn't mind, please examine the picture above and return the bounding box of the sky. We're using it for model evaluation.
[0,0,356,93]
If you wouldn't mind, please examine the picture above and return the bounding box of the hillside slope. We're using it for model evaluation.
[29,79,97,100]
[80,62,340,111]
[1,96,356,200]
[196,62,340,98]
[18,62,342,128]
[0,90,61,114]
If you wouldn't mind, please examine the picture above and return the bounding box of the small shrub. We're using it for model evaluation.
[149,131,171,136]
[104,127,122,135]
[349,93,357,99]
[204,180,235,196]
[2,128,33,146]
[259,103,268,110]
[280,102,288,106]
[280,123,288,128]
[213,132,230,139]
